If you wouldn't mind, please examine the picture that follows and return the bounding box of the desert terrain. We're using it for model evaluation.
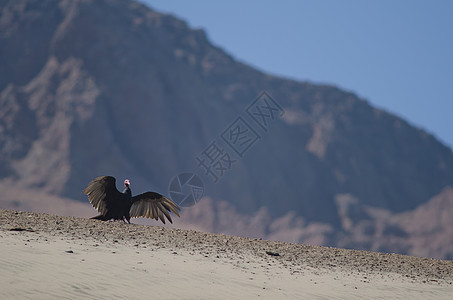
[1,209,452,299]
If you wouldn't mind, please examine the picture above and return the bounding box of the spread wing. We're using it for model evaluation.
[130,192,181,224]
[83,176,123,215]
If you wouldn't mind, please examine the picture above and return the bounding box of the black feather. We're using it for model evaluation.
[84,176,181,224]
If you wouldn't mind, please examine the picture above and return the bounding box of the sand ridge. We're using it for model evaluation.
[1,209,452,299]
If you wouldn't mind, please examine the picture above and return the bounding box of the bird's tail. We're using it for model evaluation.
[91,214,110,221]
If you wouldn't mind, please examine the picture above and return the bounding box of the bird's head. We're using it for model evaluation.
[124,179,130,188]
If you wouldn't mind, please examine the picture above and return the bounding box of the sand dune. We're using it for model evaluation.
[1,209,452,299]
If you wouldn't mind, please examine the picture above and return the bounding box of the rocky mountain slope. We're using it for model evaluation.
[1,0,452,258]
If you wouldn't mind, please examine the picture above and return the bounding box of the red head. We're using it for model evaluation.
[124,179,130,187]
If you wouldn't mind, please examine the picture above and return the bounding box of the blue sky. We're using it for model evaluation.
[141,0,453,148]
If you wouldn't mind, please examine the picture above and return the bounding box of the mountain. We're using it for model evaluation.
[1,0,453,258]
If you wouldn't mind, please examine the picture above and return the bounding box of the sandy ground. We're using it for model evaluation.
[1,209,452,299]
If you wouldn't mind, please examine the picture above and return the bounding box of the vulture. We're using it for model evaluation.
[83,176,180,224]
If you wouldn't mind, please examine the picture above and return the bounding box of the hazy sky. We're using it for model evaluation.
[141,0,453,148]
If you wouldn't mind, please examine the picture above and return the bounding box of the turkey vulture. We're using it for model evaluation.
[83,176,180,224]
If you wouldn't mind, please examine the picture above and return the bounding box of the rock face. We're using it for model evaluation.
[1,0,453,258]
